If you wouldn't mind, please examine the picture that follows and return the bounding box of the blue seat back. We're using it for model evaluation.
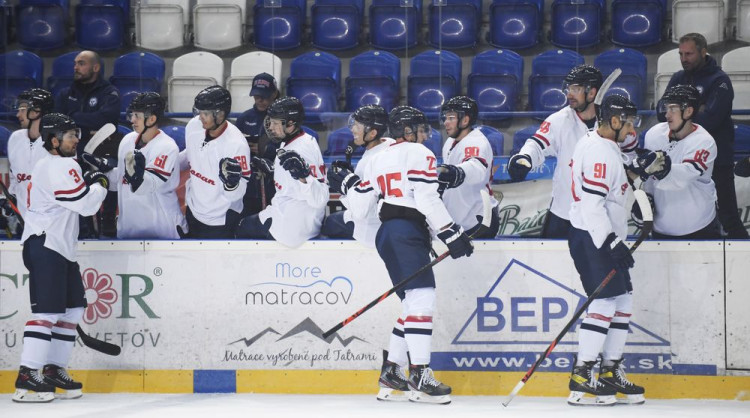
[253,0,304,51]
[511,124,539,154]
[529,49,584,114]
[312,0,364,50]
[0,1,10,48]
[423,127,443,157]
[611,0,663,47]
[287,51,342,123]
[735,124,750,156]
[76,0,127,50]
[162,125,186,151]
[302,125,320,142]
[407,50,462,119]
[110,52,165,115]
[324,126,365,157]
[0,51,43,114]
[428,0,482,49]
[346,50,400,112]
[550,0,603,48]
[0,125,11,156]
[594,48,647,107]
[369,0,421,50]
[117,124,132,135]
[469,49,523,120]
[477,125,505,156]
[17,2,67,50]
[489,0,543,49]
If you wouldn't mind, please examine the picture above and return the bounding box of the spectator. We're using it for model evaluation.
[662,33,749,238]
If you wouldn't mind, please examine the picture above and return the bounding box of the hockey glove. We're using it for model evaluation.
[330,159,354,173]
[251,156,274,178]
[437,223,474,259]
[631,193,655,228]
[437,164,465,190]
[83,171,109,189]
[652,154,671,180]
[124,150,146,192]
[508,154,532,182]
[327,163,360,195]
[629,150,666,180]
[0,193,17,217]
[603,233,634,270]
[81,152,116,173]
[278,150,310,180]
[735,157,750,178]
[219,157,242,191]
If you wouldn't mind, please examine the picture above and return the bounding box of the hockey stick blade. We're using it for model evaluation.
[594,68,622,106]
[321,190,493,340]
[77,325,121,356]
[83,123,116,155]
[502,189,652,407]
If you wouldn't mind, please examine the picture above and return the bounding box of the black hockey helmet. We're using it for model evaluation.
[16,88,54,118]
[265,96,305,141]
[659,84,701,113]
[598,94,640,127]
[128,92,166,121]
[349,105,388,141]
[193,85,232,115]
[40,113,79,150]
[563,65,603,91]
[440,95,478,128]
[388,105,429,141]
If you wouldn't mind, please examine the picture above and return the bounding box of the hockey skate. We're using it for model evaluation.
[377,357,410,402]
[12,366,55,403]
[407,365,451,405]
[568,360,617,406]
[42,364,82,399]
[599,359,645,405]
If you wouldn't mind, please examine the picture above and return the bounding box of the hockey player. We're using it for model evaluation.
[5,88,55,234]
[630,85,720,239]
[321,105,394,245]
[508,65,638,238]
[568,95,645,406]
[328,106,474,404]
[81,92,187,239]
[13,114,109,402]
[180,86,251,238]
[235,97,328,248]
[439,96,500,237]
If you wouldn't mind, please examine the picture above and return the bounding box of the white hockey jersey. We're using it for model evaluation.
[518,106,636,220]
[569,131,631,248]
[340,137,395,248]
[183,117,251,226]
[6,129,49,219]
[258,132,328,248]
[642,123,717,236]
[349,141,453,233]
[441,128,500,230]
[21,154,107,261]
[115,130,187,239]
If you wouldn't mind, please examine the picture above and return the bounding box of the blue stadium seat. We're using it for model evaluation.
[286,51,341,124]
[423,127,443,157]
[324,126,365,157]
[312,0,363,50]
[511,124,539,154]
[302,125,320,142]
[253,0,304,51]
[550,0,603,49]
[428,0,482,49]
[0,125,11,156]
[735,124,750,158]
[611,0,664,47]
[468,49,524,121]
[17,0,68,50]
[528,49,584,116]
[488,0,543,49]
[76,0,128,51]
[117,124,132,135]
[0,51,43,116]
[110,52,166,117]
[477,125,505,156]
[407,50,462,120]
[0,0,10,48]
[594,48,647,108]
[162,125,185,151]
[345,50,400,112]
[369,0,422,50]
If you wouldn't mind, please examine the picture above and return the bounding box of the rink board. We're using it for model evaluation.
[1,240,749,399]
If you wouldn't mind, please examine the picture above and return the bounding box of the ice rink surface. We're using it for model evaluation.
[1,394,749,418]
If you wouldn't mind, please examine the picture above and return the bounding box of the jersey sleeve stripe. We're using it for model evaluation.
[533,133,550,146]
[582,175,609,192]
[462,156,488,167]
[353,185,374,193]
[54,182,86,196]
[684,158,707,171]
[55,185,90,202]
[408,177,439,184]
[581,186,607,198]
[145,168,169,182]
[146,167,171,176]
[406,170,437,177]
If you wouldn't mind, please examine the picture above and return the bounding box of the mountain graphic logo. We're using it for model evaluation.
[452,259,670,347]
[229,317,368,347]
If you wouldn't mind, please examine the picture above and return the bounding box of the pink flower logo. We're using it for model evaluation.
[81,268,118,324]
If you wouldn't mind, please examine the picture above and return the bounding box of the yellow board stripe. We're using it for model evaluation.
[1,370,748,400]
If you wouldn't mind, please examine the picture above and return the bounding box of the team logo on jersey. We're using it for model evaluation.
[89,97,98,107]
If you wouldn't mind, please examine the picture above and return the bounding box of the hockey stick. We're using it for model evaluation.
[322,190,493,339]
[0,180,122,356]
[502,190,653,407]
[83,123,116,155]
